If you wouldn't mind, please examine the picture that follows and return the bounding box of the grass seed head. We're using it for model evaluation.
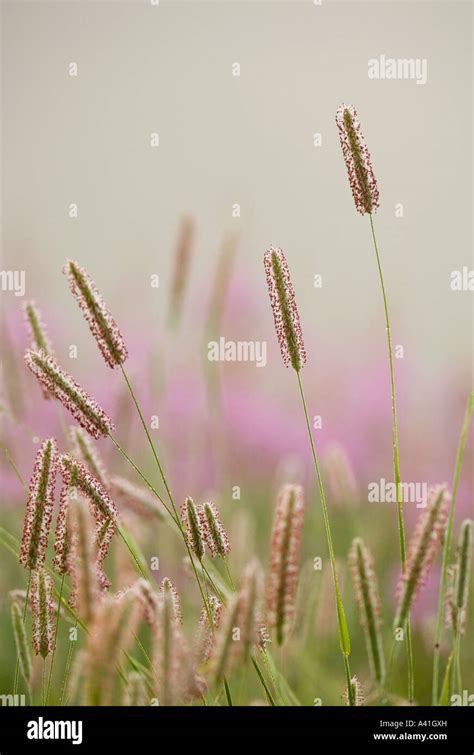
[19,438,58,571]
[25,349,114,438]
[134,578,161,625]
[168,215,194,327]
[110,476,164,520]
[202,501,230,559]
[267,483,305,645]
[67,496,100,624]
[394,485,449,630]
[59,454,119,525]
[336,104,379,215]
[263,247,306,372]
[195,595,222,664]
[160,577,183,626]
[348,537,385,687]
[445,519,472,635]
[182,497,205,561]
[30,569,54,658]
[64,259,128,368]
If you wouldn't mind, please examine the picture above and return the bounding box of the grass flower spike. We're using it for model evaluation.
[323,443,358,507]
[23,301,53,355]
[267,484,305,646]
[96,518,115,590]
[336,104,379,215]
[25,350,114,438]
[394,486,449,630]
[53,462,80,575]
[160,578,183,626]
[182,497,205,561]
[59,454,119,525]
[31,569,54,658]
[152,589,188,706]
[168,215,194,327]
[195,595,222,664]
[210,593,242,683]
[263,247,306,372]
[19,438,58,570]
[348,537,385,688]
[23,301,53,399]
[84,593,140,705]
[445,520,472,636]
[134,579,160,625]
[237,559,264,661]
[64,259,128,368]
[110,476,164,520]
[202,501,230,559]
[67,496,100,623]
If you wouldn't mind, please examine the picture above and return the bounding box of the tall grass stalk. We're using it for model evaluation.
[297,372,354,703]
[60,618,78,706]
[369,214,414,702]
[336,104,413,701]
[432,392,473,704]
[263,245,353,704]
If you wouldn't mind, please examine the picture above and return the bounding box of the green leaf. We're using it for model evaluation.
[439,652,454,706]
[264,650,302,706]
[223,677,233,706]
[336,590,351,656]
[117,523,149,579]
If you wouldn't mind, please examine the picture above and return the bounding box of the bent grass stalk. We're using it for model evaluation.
[432,392,473,704]
[108,432,214,627]
[117,365,215,626]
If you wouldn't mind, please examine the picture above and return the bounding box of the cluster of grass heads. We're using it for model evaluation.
[0,106,472,707]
